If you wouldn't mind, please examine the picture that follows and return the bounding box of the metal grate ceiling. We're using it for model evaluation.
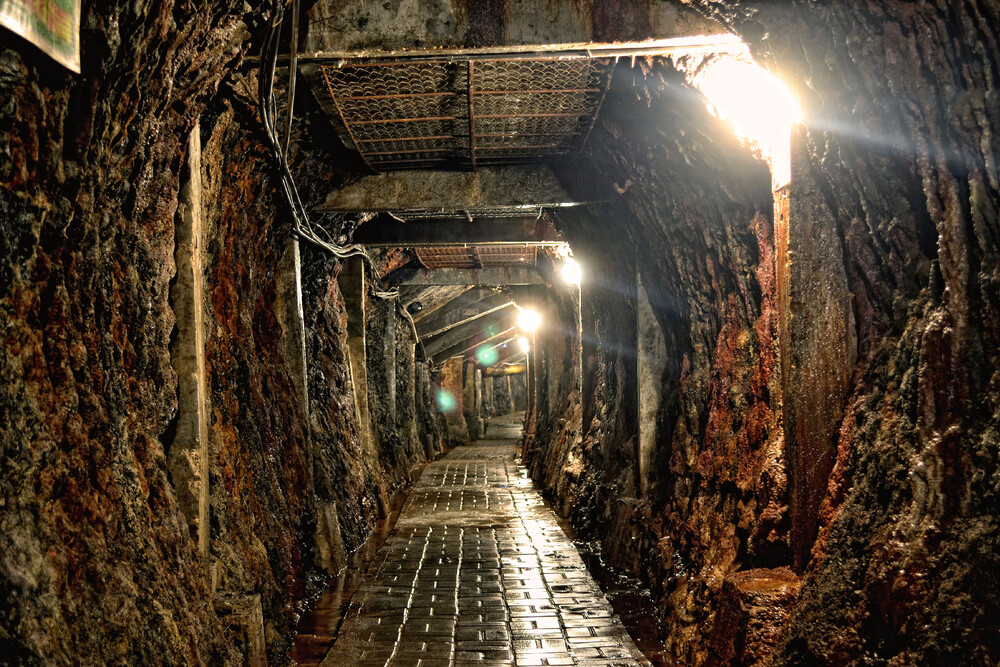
[415,246,538,269]
[320,57,614,171]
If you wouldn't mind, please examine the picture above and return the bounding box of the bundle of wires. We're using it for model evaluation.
[257,1,425,350]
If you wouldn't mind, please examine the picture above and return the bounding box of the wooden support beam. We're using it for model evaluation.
[419,299,515,339]
[432,328,517,364]
[424,308,516,358]
[397,267,544,286]
[416,290,505,335]
[352,215,562,247]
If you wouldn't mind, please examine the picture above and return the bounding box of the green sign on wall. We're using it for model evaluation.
[0,0,80,72]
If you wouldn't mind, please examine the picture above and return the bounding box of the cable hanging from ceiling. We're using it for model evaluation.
[257,0,425,352]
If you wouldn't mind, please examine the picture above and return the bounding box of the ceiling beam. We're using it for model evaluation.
[411,287,493,325]
[316,166,575,213]
[397,267,544,286]
[416,293,509,337]
[352,215,563,247]
[420,301,515,340]
[424,309,516,358]
[432,328,517,364]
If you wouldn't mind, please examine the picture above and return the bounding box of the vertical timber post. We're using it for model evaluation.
[278,237,310,420]
[778,127,857,571]
[636,271,666,497]
[168,120,211,555]
[339,257,377,460]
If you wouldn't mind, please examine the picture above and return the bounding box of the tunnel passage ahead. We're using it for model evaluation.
[321,413,649,666]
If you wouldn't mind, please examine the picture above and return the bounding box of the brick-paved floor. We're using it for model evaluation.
[321,413,650,667]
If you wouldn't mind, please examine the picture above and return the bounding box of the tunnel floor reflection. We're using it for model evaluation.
[320,412,650,666]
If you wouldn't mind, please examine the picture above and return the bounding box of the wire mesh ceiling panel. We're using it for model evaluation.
[320,56,614,171]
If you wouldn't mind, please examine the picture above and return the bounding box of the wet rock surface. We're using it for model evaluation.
[527,59,784,666]
[525,3,1000,666]
[685,2,1000,664]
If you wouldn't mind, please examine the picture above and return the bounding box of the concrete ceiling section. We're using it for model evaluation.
[317,166,578,213]
[351,214,563,247]
[304,0,726,53]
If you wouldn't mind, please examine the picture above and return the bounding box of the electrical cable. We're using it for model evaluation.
[257,0,430,360]
[258,0,404,300]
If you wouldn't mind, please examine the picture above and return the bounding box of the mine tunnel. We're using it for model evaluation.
[2,1,999,665]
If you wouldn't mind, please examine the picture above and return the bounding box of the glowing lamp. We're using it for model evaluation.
[516,308,541,333]
[561,257,582,284]
[691,57,798,188]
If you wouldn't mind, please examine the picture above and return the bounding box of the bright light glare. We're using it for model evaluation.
[476,346,499,366]
[517,336,531,354]
[561,257,582,284]
[516,308,541,333]
[692,58,798,188]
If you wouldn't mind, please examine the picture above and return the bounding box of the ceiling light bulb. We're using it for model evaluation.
[561,257,581,284]
[516,308,541,333]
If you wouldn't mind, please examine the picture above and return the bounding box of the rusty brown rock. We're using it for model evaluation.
[708,568,801,667]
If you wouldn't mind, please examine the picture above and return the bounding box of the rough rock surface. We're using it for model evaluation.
[525,2,1000,666]
[526,60,785,666]
[1,4,248,663]
[684,2,1000,664]
[0,3,439,664]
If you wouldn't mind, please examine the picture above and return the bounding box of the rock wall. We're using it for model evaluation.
[688,2,1000,664]
[527,2,1000,665]
[525,60,784,665]
[0,3,438,664]
[0,4,247,662]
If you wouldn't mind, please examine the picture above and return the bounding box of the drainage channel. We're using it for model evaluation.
[289,482,415,666]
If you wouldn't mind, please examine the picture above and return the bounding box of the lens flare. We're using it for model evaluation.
[561,257,582,284]
[476,346,499,366]
[516,308,541,332]
[517,336,531,353]
[435,389,457,413]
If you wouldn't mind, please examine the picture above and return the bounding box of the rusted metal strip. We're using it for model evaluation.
[354,135,454,143]
[364,148,453,156]
[467,61,477,170]
[344,91,457,100]
[351,116,456,125]
[477,144,563,151]
[476,112,583,119]
[473,88,599,95]
[475,132,576,138]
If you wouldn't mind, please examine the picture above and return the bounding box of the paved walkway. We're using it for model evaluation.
[321,413,650,667]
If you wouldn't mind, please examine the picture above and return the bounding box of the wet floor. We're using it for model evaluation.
[298,412,653,666]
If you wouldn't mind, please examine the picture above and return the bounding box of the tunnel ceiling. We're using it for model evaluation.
[297,2,741,366]
[315,55,614,171]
